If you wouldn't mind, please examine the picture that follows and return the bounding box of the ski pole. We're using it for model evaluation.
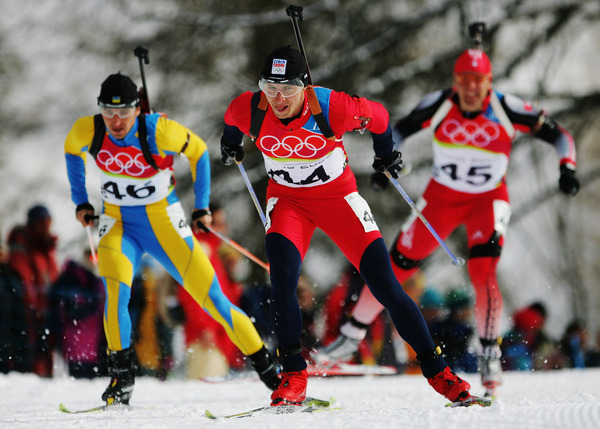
[207,225,270,273]
[84,214,100,266]
[133,46,151,113]
[384,171,465,267]
[468,21,486,51]
[237,162,267,227]
[286,5,313,84]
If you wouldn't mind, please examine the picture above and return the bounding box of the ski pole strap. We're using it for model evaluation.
[305,86,335,140]
[277,343,302,358]
[417,346,442,364]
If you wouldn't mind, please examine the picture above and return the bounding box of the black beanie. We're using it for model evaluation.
[260,46,307,84]
[98,73,139,106]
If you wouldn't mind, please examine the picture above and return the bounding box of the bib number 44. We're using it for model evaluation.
[268,165,331,186]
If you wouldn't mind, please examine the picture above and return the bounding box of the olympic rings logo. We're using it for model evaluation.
[96,149,153,176]
[258,134,328,158]
[440,119,500,147]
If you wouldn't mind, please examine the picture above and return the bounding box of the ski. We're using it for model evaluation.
[445,395,495,408]
[307,362,398,377]
[205,396,336,419]
[59,403,145,414]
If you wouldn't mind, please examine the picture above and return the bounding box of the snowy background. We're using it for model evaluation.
[2,368,600,428]
[1,0,598,339]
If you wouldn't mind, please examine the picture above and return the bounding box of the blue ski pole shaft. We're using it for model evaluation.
[237,162,267,227]
[385,171,465,267]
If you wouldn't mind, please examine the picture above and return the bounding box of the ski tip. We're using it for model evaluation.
[58,403,69,413]
[205,409,218,419]
[446,395,494,408]
[303,396,335,408]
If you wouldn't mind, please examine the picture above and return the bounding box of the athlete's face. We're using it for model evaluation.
[454,72,492,113]
[265,88,306,119]
[102,106,141,139]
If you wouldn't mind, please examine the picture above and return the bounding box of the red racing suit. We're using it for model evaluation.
[223,87,448,377]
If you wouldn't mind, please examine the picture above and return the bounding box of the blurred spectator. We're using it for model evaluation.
[297,274,319,359]
[0,240,32,373]
[46,250,107,378]
[391,274,430,374]
[240,280,275,349]
[7,204,59,376]
[526,302,563,370]
[130,255,179,380]
[585,330,600,368]
[319,264,363,348]
[558,319,588,369]
[318,264,398,367]
[178,204,247,378]
[429,288,478,373]
[419,288,445,326]
[501,302,561,371]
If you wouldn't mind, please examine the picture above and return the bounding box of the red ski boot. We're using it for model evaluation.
[428,366,471,403]
[270,369,307,406]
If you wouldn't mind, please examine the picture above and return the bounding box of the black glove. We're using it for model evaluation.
[192,209,211,233]
[370,172,390,192]
[220,137,245,166]
[558,165,580,196]
[76,203,97,223]
[372,150,402,179]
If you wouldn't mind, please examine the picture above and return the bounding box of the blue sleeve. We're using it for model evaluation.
[65,153,89,205]
[194,151,211,209]
[371,123,395,157]
[222,123,245,145]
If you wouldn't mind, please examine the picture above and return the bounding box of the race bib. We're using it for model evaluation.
[493,199,511,236]
[98,214,117,241]
[344,192,379,233]
[265,197,279,232]
[432,145,508,193]
[99,169,173,206]
[263,147,346,188]
[166,202,192,239]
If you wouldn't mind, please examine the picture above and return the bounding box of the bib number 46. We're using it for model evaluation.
[102,181,156,200]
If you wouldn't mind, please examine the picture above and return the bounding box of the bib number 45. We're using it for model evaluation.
[435,163,492,187]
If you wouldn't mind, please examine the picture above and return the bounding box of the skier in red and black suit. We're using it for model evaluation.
[220,46,475,406]
[316,49,579,397]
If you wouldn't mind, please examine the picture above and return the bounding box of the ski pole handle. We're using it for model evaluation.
[286,4,313,85]
[134,46,151,113]
[237,162,267,227]
[384,171,465,267]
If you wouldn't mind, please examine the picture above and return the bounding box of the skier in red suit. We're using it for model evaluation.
[316,49,579,397]
[221,46,475,406]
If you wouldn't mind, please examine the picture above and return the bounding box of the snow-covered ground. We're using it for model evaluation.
[1,368,599,429]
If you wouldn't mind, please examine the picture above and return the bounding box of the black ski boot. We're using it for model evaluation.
[249,345,280,390]
[102,348,135,405]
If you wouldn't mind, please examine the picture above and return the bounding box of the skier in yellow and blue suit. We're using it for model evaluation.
[64,73,279,405]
